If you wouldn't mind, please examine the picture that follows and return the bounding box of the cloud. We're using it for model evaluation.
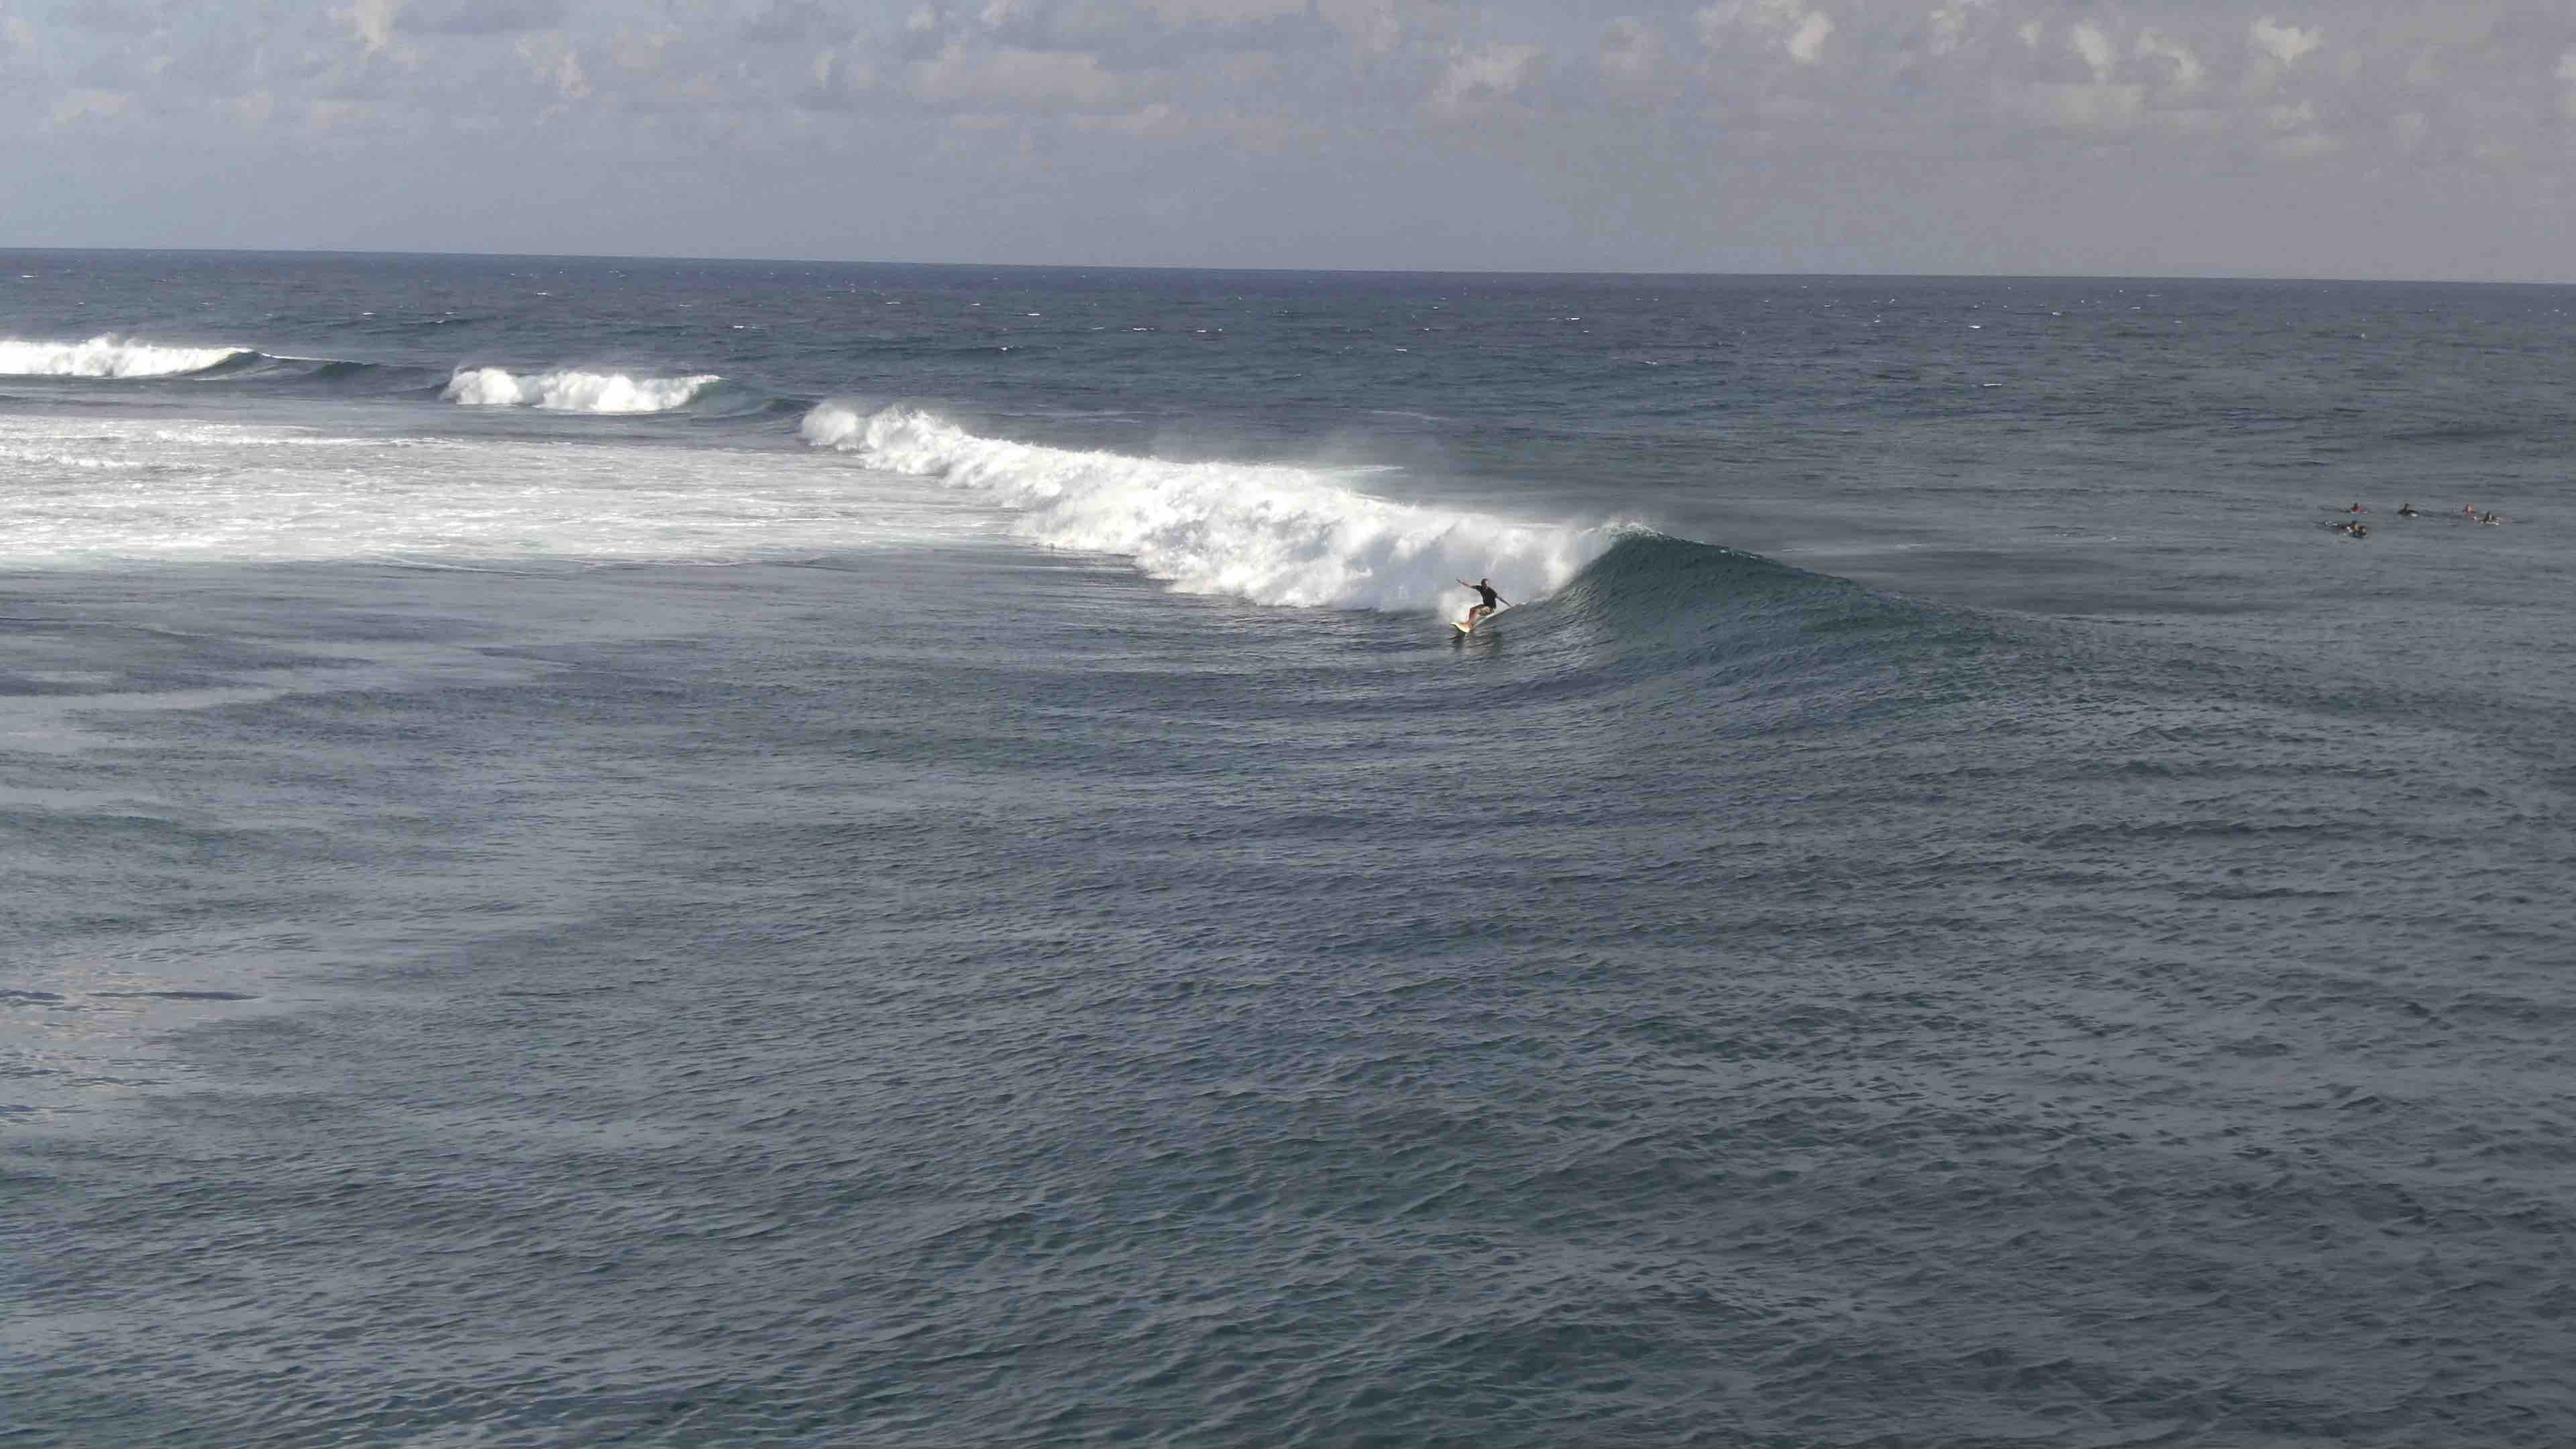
[912,43,1126,109]
[2069,21,2115,82]
[2012,80,2143,130]
[334,0,401,58]
[1430,40,1544,114]
[739,1,839,46]
[307,97,366,129]
[2135,30,2204,93]
[50,87,131,126]
[517,31,588,99]
[1136,0,1305,19]
[608,28,673,74]
[2250,17,2322,67]
[1699,0,1835,66]
[1784,11,1831,64]
[1598,15,1668,94]
[1927,0,1990,59]
[224,89,275,128]
[1317,0,1454,58]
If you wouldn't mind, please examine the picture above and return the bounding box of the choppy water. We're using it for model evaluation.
[6,250,2575,1446]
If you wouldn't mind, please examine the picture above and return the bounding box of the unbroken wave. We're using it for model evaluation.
[444,367,722,413]
[0,335,252,378]
[802,402,1619,611]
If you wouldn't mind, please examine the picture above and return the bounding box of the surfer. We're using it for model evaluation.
[1456,578,1509,630]
[2398,502,2419,517]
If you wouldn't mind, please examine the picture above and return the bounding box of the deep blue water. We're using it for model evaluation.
[5,250,2575,1446]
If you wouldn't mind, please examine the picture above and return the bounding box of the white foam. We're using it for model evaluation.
[0,335,245,378]
[0,415,980,570]
[801,402,1617,611]
[443,367,721,413]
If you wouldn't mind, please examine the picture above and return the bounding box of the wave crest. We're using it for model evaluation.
[802,402,1619,611]
[0,335,251,378]
[444,367,721,413]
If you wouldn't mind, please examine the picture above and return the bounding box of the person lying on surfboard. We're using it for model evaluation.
[1457,578,1508,630]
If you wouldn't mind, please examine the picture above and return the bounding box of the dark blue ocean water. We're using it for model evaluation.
[5,251,2575,1446]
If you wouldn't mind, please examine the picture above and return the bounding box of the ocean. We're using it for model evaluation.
[5,250,2573,1446]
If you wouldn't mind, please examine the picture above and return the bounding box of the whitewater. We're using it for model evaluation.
[800,401,1621,609]
[7,250,2574,1449]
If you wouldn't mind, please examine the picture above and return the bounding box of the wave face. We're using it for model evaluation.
[444,367,722,413]
[0,335,251,378]
[802,402,1620,611]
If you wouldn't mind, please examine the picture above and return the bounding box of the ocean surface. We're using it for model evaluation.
[5,250,2573,1447]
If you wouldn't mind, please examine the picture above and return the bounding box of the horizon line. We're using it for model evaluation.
[1,244,2569,289]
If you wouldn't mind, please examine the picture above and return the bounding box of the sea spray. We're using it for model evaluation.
[444,367,722,413]
[0,335,250,378]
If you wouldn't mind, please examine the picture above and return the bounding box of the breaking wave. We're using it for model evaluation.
[801,402,1621,611]
[444,367,722,413]
[0,335,252,378]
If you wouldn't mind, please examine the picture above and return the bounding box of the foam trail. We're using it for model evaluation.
[802,402,1619,611]
[445,367,720,413]
[0,415,982,569]
[0,335,248,378]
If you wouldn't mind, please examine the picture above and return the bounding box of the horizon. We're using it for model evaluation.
[6,244,2573,292]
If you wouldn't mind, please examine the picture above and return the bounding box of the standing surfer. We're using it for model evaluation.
[1456,578,1508,631]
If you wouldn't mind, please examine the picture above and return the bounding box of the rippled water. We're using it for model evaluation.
[6,252,2575,1446]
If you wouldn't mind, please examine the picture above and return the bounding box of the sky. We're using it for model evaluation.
[3,0,2573,280]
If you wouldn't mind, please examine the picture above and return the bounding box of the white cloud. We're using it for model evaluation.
[52,89,131,127]
[2017,19,2041,50]
[2068,21,2115,82]
[1927,0,1990,58]
[1319,0,1426,58]
[1430,40,1544,112]
[1785,12,1831,65]
[518,32,590,99]
[2250,17,2322,68]
[335,0,401,58]
[2135,30,2204,93]
[1699,0,1835,66]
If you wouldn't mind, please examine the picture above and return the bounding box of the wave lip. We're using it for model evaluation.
[802,402,1621,612]
[444,366,722,413]
[0,335,252,378]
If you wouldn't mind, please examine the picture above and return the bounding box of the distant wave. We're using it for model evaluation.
[0,335,252,378]
[445,367,722,413]
[801,402,1620,611]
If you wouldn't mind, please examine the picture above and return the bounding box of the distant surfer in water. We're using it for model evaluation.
[1457,578,1508,630]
